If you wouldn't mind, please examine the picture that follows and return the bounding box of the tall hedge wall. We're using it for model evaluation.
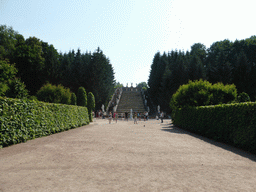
[0,97,89,148]
[172,102,256,154]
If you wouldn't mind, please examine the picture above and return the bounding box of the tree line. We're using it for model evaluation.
[148,36,256,112]
[0,25,115,109]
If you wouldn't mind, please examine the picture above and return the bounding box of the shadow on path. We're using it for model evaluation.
[161,123,256,162]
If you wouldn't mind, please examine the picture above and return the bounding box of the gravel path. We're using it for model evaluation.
[1,118,256,192]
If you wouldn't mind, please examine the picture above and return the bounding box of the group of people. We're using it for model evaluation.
[95,110,105,119]
[107,112,118,124]
[95,110,165,124]
[106,111,151,124]
[132,112,148,124]
[156,111,165,123]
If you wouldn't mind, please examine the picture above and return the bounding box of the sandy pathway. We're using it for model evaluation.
[0,118,256,192]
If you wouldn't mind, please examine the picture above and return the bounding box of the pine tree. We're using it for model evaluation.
[232,52,251,94]
[77,87,87,107]
[86,47,115,109]
[71,93,77,105]
[14,36,45,95]
[188,55,204,81]
[87,92,95,122]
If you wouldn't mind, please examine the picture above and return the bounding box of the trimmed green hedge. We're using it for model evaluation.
[0,97,89,148]
[170,79,237,109]
[172,102,256,154]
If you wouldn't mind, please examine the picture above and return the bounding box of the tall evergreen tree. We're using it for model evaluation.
[41,42,61,85]
[232,52,251,94]
[13,36,45,95]
[86,47,115,109]
[71,93,77,105]
[190,43,207,63]
[148,52,167,106]
[188,55,204,81]
[77,87,87,107]
[87,92,95,122]
[72,48,82,91]
[59,52,72,89]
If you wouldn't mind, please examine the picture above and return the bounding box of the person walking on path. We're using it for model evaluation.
[145,111,149,120]
[133,112,138,124]
[114,112,118,123]
[160,111,164,123]
[108,112,112,124]
[125,111,128,121]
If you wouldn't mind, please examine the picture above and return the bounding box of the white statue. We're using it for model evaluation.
[157,105,160,113]
[102,104,105,112]
[130,108,133,119]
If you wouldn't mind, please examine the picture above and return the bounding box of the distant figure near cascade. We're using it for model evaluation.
[108,112,112,124]
[133,112,138,124]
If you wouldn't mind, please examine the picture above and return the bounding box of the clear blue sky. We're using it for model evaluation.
[1,0,255,86]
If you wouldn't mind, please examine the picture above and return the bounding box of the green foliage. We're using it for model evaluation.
[170,80,237,109]
[87,48,115,109]
[232,52,251,95]
[148,52,168,107]
[137,82,148,90]
[77,87,87,107]
[59,48,115,110]
[0,25,19,60]
[114,82,123,88]
[5,78,29,99]
[148,36,256,112]
[0,59,29,99]
[14,36,45,95]
[238,92,251,102]
[0,59,19,97]
[36,83,54,103]
[36,83,72,104]
[0,97,89,148]
[0,25,115,110]
[71,93,77,105]
[190,43,207,63]
[0,59,18,80]
[55,84,72,104]
[172,102,256,154]
[188,55,204,81]
[29,95,38,101]
[87,92,95,122]
[41,42,61,84]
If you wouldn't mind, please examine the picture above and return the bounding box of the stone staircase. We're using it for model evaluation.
[116,89,146,113]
